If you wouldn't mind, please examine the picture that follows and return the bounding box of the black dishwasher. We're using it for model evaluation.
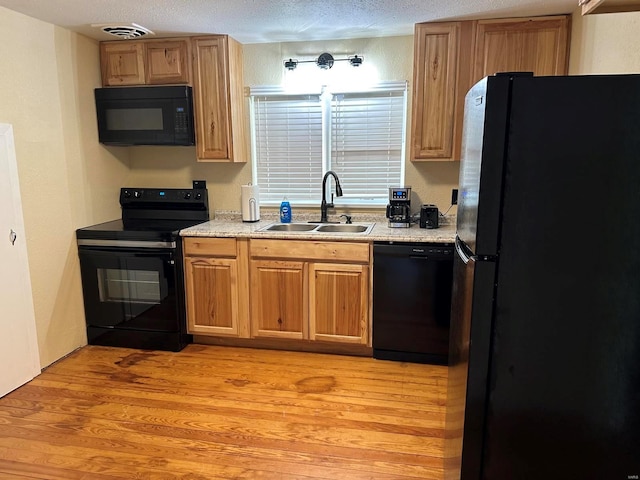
[373,242,454,364]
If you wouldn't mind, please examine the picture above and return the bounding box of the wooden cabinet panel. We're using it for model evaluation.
[183,237,249,338]
[184,237,237,257]
[581,0,640,14]
[191,36,248,162]
[411,22,474,161]
[184,257,239,336]
[309,263,369,344]
[144,39,191,85]
[100,42,145,86]
[250,239,370,263]
[473,16,570,82]
[192,36,230,160]
[250,260,306,339]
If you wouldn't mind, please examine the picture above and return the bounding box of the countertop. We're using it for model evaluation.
[180,212,456,243]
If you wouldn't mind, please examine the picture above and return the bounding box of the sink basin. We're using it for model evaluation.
[258,222,375,235]
[262,223,318,232]
[315,224,369,233]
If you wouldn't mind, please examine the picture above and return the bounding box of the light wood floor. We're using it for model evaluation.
[0,344,447,479]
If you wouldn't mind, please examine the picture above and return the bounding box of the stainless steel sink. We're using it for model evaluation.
[315,224,369,233]
[261,223,317,232]
[258,222,374,235]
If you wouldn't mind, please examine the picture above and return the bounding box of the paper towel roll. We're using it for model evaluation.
[241,184,260,222]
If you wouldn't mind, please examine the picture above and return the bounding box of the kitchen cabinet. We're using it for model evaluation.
[250,260,306,339]
[183,237,250,337]
[410,15,570,162]
[309,263,369,344]
[191,35,249,162]
[100,42,145,86]
[580,0,640,14]
[249,239,370,345]
[410,22,475,162]
[473,17,570,81]
[100,38,191,86]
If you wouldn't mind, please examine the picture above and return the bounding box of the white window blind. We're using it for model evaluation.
[252,94,323,203]
[331,90,405,203]
[250,83,406,206]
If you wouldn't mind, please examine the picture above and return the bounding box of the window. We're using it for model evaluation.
[250,82,407,206]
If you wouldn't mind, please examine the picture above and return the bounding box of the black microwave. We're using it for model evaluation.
[95,85,195,146]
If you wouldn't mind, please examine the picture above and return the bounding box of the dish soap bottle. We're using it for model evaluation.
[279,197,291,223]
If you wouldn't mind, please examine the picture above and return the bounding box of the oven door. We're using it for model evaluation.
[78,247,179,332]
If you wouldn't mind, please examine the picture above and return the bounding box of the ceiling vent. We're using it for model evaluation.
[92,23,155,40]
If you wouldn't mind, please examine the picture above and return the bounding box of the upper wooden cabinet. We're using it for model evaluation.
[411,15,570,162]
[100,38,191,86]
[411,22,475,162]
[100,42,145,86]
[144,39,192,84]
[580,0,640,14]
[473,17,570,82]
[191,36,248,163]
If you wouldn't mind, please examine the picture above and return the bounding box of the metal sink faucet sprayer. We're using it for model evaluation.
[320,170,343,223]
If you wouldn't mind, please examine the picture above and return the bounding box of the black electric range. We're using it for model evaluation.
[75,185,209,351]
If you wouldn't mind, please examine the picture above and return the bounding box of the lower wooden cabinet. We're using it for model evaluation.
[309,263,369,344]
[183,237,372,350]
[250,260,306,339]
[249,239,371,346]
[183,237,250,337]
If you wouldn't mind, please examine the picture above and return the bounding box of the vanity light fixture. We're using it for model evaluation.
[283,52,364,71]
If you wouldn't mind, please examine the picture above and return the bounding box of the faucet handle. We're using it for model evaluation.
[340,214,352,224]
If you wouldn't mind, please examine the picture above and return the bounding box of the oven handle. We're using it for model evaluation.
[77,239,176,249]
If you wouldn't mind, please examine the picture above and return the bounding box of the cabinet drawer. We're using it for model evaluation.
[250,239,370,263]
[184,237,237,257]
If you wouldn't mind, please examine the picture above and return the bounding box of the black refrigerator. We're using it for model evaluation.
[445,73,640,480]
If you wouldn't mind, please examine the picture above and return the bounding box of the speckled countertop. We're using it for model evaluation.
[180,211,456,244]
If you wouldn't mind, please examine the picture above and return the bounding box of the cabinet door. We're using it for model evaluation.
[411,22,474,161]
[308,263,369,345]
[250,260,306,339]
[145,39,191,85]
[191,36,232,161]
[184,257,239,336]
[100,42,145,86]
[473,16,570,83]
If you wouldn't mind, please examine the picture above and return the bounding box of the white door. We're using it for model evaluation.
[0,124,40,397]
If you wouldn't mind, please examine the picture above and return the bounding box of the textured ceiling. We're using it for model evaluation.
[0,0,578,43]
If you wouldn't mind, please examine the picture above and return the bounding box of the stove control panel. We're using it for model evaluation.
[120,188,208,207]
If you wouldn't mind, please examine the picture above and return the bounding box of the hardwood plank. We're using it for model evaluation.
[0,345,445,479]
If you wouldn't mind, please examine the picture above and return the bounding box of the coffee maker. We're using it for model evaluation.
[386,187,412,228]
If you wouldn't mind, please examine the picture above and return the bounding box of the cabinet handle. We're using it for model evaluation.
[9,229,17,245]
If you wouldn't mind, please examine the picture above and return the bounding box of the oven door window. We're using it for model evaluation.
[97,268,164,304]
[79,249,177,331]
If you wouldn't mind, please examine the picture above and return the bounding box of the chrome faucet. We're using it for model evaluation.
[320,170,343,223]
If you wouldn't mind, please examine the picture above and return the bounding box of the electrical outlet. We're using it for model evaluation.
[451,188,458,205]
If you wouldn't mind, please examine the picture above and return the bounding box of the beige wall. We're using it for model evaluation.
[569,10,640,74]
[0,6,130,367]
[128,35,460,213]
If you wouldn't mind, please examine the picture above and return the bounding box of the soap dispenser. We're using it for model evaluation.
[279,197,291,223]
